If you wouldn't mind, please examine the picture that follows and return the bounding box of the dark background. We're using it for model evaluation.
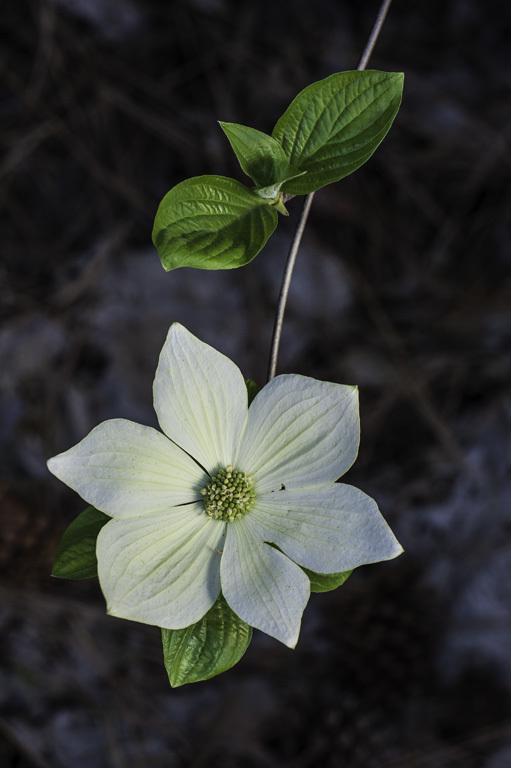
[1,0,511,766]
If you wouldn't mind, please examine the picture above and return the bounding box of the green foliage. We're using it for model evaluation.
[304,568,353,593]
[152,69,403,271]
[52,506,110,579]
[272,70,404,194]
[152,175,278,271]
[162,594,253,687]
[245,378,259,406]
[219,122,305,195]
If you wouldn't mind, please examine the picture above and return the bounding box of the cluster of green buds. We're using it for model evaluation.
[201,465,256,522]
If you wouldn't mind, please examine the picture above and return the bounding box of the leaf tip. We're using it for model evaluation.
[392,71,405,88]
[272,197,289,216]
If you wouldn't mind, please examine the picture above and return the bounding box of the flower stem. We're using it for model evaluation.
[357,0,394,71]
[266,0,394,382]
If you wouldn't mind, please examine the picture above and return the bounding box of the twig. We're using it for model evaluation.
[357,0,394,71]
[266,0,394,381]
[266,193,314,381]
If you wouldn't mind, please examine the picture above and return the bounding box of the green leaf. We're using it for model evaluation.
[53,506,110,580]
[152,175,278,271]
[304,568,352,593]
[162,594,253,687]
[245,378,259,406]
[272,70,404,194]
[219,122,305,195]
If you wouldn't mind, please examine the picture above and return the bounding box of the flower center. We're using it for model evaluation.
[201,465,255,522]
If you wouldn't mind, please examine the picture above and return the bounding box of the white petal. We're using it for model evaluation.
[47,419,207,517]
[236,374,360,493]
[250,484,403,573]
[153,324,248,473]
[97,503,225,628]
[220,515,310,647]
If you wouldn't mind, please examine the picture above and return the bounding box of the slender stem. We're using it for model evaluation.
[357,0,393,71]
[266,0,394,382]
[267,193,314,381]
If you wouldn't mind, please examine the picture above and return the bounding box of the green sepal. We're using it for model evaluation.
[219,121,304,193]
[245,378,260,406]
[162,594,253,687]
[272,70,404,195]
[269,194,289,216]
[52,506,110,580]
[303,568,353,593]
[152,175,278,271]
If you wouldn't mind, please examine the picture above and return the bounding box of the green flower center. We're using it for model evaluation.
[201,465,255,522]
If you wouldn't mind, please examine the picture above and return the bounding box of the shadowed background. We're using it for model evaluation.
[1,0,511,765]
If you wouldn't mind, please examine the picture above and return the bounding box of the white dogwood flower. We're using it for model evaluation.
[48,324,402,647]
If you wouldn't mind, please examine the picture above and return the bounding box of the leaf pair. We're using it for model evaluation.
[153,69,403,271]
[53,508,351,687]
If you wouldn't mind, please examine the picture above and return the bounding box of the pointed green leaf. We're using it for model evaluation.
[304,568,352,593]
[272,70,404,195]
[162,594,253,687]
[53,506,110,580]
[152,175,278,271]
[245,378,259,406]
[219,122,304,195]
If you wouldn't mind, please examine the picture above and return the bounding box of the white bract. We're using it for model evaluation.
[48,324,402,647]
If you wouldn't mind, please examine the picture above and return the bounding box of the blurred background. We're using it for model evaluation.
[1,0,511,765]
